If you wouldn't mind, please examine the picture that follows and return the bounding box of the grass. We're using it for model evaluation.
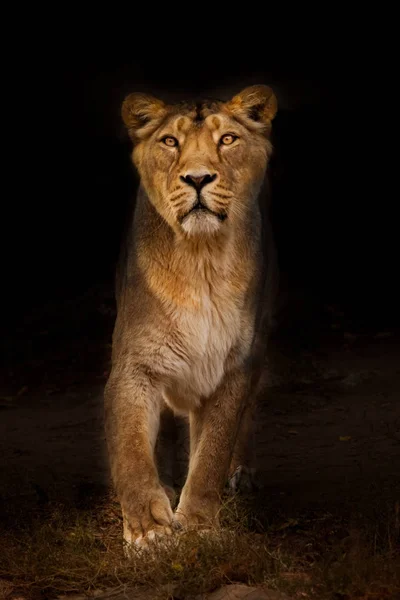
[0,491,399,600]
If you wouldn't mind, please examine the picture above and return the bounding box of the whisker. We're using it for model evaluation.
[209,191,232,200]
[170,185,183,194]
[174,199,188,210]
[169,192,187,203]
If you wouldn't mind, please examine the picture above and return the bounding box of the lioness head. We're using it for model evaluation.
[122,85,277,238]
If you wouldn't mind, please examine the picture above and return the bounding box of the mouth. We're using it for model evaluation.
[178,200,227,224]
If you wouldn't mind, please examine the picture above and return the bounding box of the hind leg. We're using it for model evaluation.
[155,403,179,506]
[155,402,189,508]
[228,397,258,494]
[228,333,269,494]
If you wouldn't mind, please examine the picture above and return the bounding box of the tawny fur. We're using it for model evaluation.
[104,85,279,548]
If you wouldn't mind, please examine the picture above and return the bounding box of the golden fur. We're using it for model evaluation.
[104,85,278,549]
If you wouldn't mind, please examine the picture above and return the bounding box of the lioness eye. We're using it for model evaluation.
[162,136,178,147]
[220,134,237,145]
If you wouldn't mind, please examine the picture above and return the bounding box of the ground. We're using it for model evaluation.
[0,284,399,599]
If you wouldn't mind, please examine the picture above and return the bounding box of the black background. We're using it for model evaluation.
[3,32,397,337]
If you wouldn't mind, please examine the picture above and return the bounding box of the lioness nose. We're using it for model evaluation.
[180,173,217,191]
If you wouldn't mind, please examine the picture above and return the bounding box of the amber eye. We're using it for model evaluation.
[220,134,237,146]
[162,136,178,147]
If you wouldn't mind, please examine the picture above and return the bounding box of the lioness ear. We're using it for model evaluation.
[121,93,167,141]
[225,85,278,132]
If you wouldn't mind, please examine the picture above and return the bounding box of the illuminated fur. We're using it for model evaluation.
[104,86,278,549]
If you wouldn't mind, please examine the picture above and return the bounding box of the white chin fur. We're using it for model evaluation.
[181,211,221,236]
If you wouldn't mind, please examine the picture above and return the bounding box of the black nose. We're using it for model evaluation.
[180,173,217,191]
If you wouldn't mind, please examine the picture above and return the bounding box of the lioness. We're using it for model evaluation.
[104,85,278,549]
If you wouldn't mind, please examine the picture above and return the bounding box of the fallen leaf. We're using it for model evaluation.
[339,436,352,441]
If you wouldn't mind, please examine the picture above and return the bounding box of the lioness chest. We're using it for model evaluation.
[158,283,252,412]
[135,242,257,412]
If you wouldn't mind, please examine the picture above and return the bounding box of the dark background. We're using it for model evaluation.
[2,33,399,598]
[3,40,398,352]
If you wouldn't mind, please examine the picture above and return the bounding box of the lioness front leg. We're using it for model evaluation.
[104,369,173,549]
[174,369,249,530]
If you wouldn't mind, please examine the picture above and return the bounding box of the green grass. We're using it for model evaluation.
[0,492,399,599]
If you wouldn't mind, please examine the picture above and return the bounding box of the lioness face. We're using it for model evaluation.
[122,86,277,237]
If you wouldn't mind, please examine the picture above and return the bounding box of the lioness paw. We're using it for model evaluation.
[124,524,173,556]
[173,499,219,532]
[122,485,174,555]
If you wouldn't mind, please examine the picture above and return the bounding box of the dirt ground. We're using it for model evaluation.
[1,285,399,598]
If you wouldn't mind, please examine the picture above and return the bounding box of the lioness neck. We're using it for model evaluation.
[134,189,259,307]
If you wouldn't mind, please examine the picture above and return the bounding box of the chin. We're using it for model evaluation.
[180,210,223,237]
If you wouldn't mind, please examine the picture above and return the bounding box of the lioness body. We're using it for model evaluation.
[105,86,278,548]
